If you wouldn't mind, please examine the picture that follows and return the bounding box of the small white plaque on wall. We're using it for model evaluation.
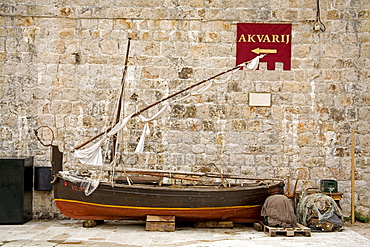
[249,93,271,106]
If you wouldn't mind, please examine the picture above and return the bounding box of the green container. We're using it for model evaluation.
[320,180,338,193]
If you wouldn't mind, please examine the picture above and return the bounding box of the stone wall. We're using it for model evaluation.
[0,0,369,218]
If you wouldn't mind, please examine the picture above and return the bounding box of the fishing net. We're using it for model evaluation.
[58,171,101,196]
[296,193,343,231]
[80,177,101,196]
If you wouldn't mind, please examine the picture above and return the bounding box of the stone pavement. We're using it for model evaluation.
[1,219,370,247]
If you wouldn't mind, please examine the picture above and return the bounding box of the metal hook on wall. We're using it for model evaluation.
[314,0,326,32]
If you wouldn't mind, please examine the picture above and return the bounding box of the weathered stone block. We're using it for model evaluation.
[256,166,275,178]
[240,165,256,176]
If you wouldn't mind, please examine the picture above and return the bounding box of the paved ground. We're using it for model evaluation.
[1,219,370,247]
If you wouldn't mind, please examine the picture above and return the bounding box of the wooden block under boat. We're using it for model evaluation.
[195,221,234,228]
[253,222,263,231]
[146,215,175,222]
[146,215,175,232]
[82,220,104,228]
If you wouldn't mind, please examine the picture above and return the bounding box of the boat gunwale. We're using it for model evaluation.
[58,174,284,193]
[103,182,281,191]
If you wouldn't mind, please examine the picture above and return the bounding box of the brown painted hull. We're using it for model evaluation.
[53,177,284,223]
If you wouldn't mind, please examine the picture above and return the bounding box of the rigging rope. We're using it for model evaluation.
[73,55,265,167]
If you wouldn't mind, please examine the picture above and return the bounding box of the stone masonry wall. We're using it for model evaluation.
[0,0,369,218]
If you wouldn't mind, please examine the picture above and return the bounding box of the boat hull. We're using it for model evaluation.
[53,177,284,223]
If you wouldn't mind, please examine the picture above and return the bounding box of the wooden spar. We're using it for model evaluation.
[123,172,200,181]
[129,65,243,118]
[74,59,254,150]
[74,163,282,182]
[351,129,355,224]
[111,38,132,159]
[97,167,283,182]
[115,37,132,124]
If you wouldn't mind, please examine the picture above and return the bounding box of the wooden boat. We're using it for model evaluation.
[51,146,284,223]
[41,39,284,223]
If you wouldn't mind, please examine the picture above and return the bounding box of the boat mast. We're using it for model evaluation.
[111,37,132,160]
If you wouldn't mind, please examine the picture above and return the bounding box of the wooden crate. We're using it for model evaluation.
[146,215,175,232]
[254,221,311,237]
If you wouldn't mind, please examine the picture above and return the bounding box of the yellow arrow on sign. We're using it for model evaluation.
[252,48,277,54]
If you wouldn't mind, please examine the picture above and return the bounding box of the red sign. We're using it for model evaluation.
[236,23,292,70]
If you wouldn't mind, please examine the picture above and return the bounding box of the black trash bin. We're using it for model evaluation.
[34,166,53,191]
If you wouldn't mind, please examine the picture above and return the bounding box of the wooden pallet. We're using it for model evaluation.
[254,221,311,237]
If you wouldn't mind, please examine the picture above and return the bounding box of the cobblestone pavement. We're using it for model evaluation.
[1,219,370,247]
